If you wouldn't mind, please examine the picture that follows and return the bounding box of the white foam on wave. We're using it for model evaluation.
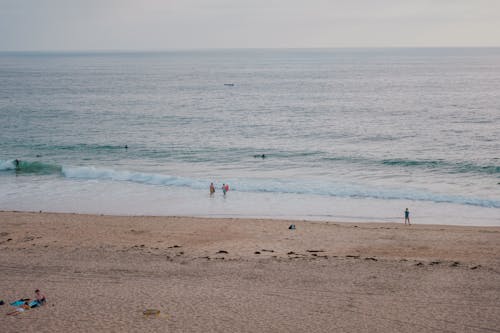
[0,160,15,171]
[62,166,208,189]
[60,165,500,208]
[233,178,500,208]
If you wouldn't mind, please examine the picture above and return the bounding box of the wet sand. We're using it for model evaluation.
[0,211,499,332]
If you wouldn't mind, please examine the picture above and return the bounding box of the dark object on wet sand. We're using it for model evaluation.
[217,250,228,254]
[288,224,296,230]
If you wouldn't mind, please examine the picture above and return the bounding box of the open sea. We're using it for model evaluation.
[1,48,499,226]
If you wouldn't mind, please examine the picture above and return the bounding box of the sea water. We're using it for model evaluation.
[1,49,499,226]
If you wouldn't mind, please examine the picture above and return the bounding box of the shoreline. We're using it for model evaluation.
[2,210,499,264]
[2,207,500,226]
[2,205,499,228]
[1,211,499,332]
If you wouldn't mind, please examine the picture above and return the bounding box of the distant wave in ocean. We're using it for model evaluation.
[4,143,499,176]
[379,158,500,175]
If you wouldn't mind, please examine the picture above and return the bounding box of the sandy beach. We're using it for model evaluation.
[0,211,499,332]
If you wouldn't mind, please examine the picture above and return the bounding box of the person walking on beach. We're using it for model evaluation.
[209,183,215,195]
[405,208,411,225]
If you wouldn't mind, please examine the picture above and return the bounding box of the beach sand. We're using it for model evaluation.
[0,211,499,332]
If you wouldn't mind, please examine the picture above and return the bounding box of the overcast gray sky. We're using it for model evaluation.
[1,0,499,51]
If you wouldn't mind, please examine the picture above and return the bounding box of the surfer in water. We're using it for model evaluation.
[14,159,20,170]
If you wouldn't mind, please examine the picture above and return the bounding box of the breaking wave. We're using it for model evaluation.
[2,161,498,208]
[61,165,500,209]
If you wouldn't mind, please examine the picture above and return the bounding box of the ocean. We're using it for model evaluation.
[1,48,499,226]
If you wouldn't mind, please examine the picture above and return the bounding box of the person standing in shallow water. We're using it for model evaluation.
[222,184,227,196]
[405,208,411,225]
[209,183,215,195]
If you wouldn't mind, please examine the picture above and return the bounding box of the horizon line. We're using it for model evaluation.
[1,46,500,54]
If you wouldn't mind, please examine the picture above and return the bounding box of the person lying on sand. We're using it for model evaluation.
[6,301,30,316]
[6,290,46,315]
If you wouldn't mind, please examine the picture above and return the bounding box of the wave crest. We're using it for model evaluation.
[0,159,61,174]
[2,161,497,208]
[61,165,500,209]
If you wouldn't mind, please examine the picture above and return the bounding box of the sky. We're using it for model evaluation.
[0,0,499,51]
